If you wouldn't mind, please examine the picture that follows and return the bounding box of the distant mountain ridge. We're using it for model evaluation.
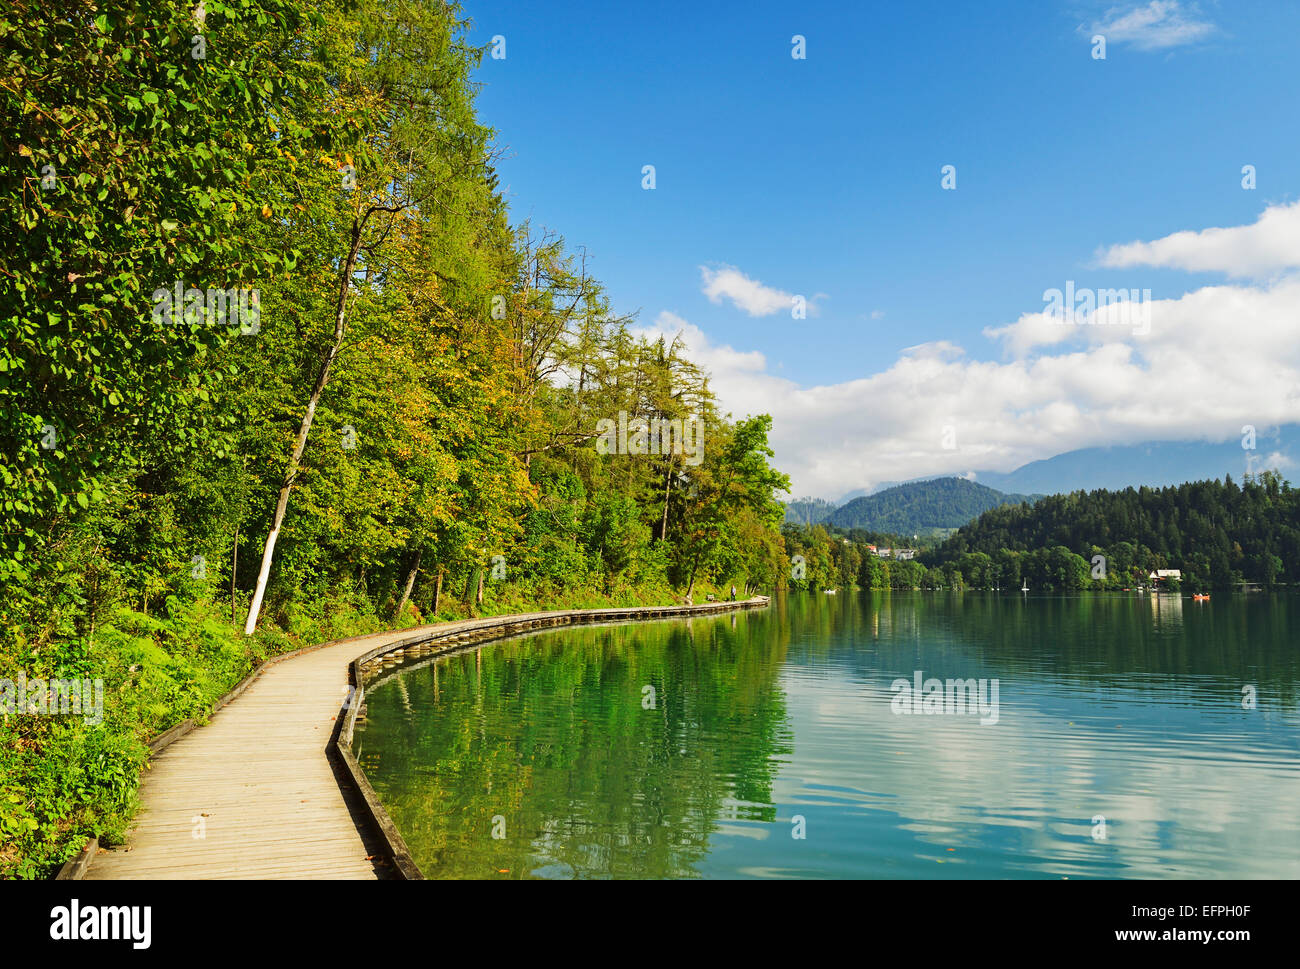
[788,431,1296,531]
[826,429,1296,507]
[785,477,1038,534]
[973,433,1293,495]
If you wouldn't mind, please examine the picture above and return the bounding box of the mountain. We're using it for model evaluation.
[825,477,1037,534]
[823,429,1296,508]
[973,429,1296,496]
[783,497,837,525]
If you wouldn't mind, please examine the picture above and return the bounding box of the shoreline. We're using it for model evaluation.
[57,597,770,881]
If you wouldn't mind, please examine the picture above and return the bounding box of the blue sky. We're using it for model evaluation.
[465,1,1300,499]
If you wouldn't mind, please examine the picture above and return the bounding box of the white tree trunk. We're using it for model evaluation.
[395,548,421,619]
[243,216,365,635]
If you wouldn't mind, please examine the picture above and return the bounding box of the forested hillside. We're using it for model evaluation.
[826,477,1036,533]
[930,473,1300,589]
[782,497,836,525]
[778,472,1299,594]
[0,0,788,876]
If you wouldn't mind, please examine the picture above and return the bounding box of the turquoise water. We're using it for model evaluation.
[354,592,1300,878]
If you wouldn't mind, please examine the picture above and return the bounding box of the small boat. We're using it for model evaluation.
[1193,593,1210,602]
[824,588,838,595]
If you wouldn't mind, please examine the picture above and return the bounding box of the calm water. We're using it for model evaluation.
[354,593,1300,878]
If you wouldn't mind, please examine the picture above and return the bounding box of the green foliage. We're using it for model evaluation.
[0,0,792,877]
[931,473,1299,591]
[0,0,324,587]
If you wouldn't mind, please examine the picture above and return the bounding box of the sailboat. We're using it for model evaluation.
[1021,579,1029,593]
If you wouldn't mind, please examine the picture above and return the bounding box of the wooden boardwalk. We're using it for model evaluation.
[83,599,769,880]
[84,627,422,880]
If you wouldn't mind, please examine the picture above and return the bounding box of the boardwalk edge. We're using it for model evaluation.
[53,597,769,880]
[48,627,412,880]
[335,597,772,880]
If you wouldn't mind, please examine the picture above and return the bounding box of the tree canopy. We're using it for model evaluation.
[0,0,790,878]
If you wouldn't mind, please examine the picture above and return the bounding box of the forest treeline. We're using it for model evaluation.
[0,0,788,876]
[784,473,1299,593]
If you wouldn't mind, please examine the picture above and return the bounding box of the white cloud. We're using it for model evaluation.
[649,311,769,375]
[982,307,1078,357]
[699,264,796,317]
[646,207,1300,499]
[1089,1,1217,51]
[1098,200,1300,278]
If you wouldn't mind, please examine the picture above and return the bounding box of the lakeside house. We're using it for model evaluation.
[1148,569,1181,586]
[871,547,916,560]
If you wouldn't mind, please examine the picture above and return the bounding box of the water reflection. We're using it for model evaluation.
[356,593,1300,878]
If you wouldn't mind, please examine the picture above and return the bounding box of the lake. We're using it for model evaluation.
[353,592,1300,878]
